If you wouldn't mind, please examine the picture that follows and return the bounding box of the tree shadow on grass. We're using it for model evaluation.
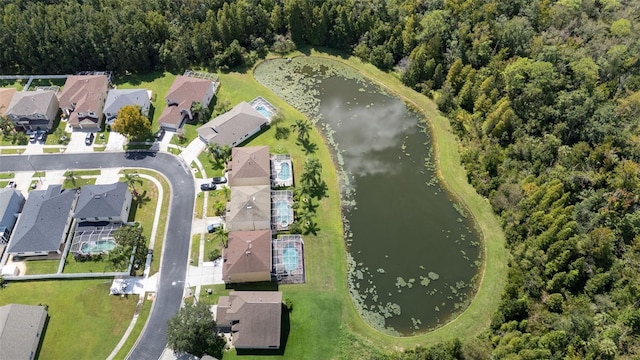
[234,304,290,356]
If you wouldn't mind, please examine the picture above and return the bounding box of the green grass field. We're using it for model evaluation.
[112,296,152,360]
[0,280,137,360]
[25,260,60,275]
[190,234,200,266]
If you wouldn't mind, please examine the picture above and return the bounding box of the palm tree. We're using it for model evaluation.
[291,119,311,144]
[123,172,142,197]
[302,157,322,188]
[208,143,231,166]
[214,226,229,248]
[270,111,284,128]
[65,171,78,187]
[190,101,210,123]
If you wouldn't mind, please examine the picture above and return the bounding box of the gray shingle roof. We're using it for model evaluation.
[0,304,47,360]
[196,102,268,146]
[104,89,150,118]
[7,186,76,254]
[74,182,129,220]
[0,188,24,230]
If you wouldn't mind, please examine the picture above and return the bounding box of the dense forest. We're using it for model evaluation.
[3,0,640,358]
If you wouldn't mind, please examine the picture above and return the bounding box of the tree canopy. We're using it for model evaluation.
[166,302,225,358]
[4,0,640,357]
[111,105,151,140]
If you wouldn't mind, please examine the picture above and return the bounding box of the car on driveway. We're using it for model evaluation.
[207,222,222,233]
[211,176,227,184]
[6,181,16,188]
[36,131,47,142]
[85,133,95,145]
[155,128,165,141]
[28,131,37,142]
[200,183,216,191]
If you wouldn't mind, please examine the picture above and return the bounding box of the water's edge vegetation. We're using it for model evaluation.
[254,51,508,348]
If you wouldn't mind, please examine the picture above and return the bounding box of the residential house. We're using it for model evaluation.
[196,102,268,147]
[158,76,216,130]
[216,291,282,349]
[0,304,48,360]
[228,146,270,187]
[222,230,272,284]
[103,89,151,125]
[0,88,16,116]
[6,185,77,258]
[5,91,59,131]
[74,182,132,223]
[0,188,25,244]
[226,185,271,232]
[59,75,109,130]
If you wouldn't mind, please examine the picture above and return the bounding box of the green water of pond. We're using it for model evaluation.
[255,58,482,335]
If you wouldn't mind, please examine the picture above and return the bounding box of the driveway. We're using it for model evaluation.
[0,152,194,360]
[66,130,92,153]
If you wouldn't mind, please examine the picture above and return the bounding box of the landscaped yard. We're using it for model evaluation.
[190,234,200,266]
[25,260,59,275]
[0,279,137,360]
[197,150,225,178]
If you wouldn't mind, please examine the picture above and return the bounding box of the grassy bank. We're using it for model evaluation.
[0,279,137,359]
[281,50,508,350]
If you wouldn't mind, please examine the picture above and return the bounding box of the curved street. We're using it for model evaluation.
[0,152,194,360]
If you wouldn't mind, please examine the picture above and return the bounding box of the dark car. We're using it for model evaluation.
[211,176,227,184]
[200,183,217,191]
[155,128,165,140]
[85,133,95,145]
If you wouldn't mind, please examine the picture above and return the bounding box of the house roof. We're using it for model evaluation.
[165,76,212,105]
[216,291,282,349]
[223,230,272,281]
[0,88,16,116]
[158,105,186,128]
[59,75,108,126]
[0,304,47,360]
[74,182,130,220]
[196,102,268,146]
[228,146,270,185]
[7,185,76,254]
[104,89,150,116]
[158,76,212,128]
[0,188,24,227]
[227,185,271,229]
[6,90,58,117]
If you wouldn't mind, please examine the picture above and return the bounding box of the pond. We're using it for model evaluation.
[255,57,482,335]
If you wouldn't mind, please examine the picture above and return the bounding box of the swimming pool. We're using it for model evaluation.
[275,200,293,227]
[282,243,299,271]
[80,239,116,254]
[278,162,291,181]
[255,105,273,119]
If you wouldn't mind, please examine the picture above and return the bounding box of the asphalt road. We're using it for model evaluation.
[0,152,194,360]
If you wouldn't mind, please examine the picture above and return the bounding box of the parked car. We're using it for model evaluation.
[36,131,46,142]
[207,222,222,233]
[28,131,37,142]
[200,183,216,191]
[155,128,165,140]
[85,132,95,145]
[5,181,16,188]
[211,176,227,184]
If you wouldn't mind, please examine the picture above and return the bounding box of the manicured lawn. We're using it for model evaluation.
[195,192,205,219]
[114,72,177,132]
[170,123,198,146]
[63,253,112,273]
[0,279,137,360]
[197,284,229,306]
[25,260,60,275]
[64,170,101,176]
[125,170,170,276]
[190,234,200,266]
[43,147,65,154]
[197,150,225,178]
[0,172,14,179]
[203,233,221,262]
[206,189,228,218]
[190,161,204,178]
[62,177,96,189]
[0,148,23,154]
[112,296,152,360]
